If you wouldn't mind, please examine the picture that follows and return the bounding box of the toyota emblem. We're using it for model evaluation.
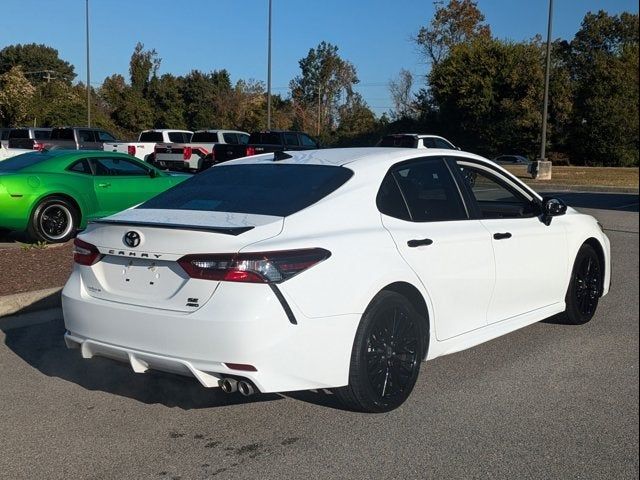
[124,231,141,248]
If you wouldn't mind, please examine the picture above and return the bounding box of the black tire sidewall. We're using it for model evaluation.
[29,196,78,243]
[349,291,424,412]
[565,244,601,325]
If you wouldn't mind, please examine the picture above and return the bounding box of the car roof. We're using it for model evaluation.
[142,129,193,133]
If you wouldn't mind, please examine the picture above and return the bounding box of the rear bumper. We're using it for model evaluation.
[62,270,360,393]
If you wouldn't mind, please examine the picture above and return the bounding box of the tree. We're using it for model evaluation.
[415,0,491,66]
[568,11,639,166]
[290,42,359,137]
[0,43,75,85]
[129,42,160,95]
[388,69,415,120]
[0,66,36,126]
[334,93,380,146]
[428,37,570,156]
[148,74,187,129]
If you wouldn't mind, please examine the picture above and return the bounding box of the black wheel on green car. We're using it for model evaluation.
[334,291,424,413]
[28,195,79,243]
[563,244,602,325]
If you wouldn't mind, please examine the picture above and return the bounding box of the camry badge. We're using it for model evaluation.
[123,231,141,248]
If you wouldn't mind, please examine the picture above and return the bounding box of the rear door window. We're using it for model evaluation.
[34,130,51,140]
[139,164,354,217]
[385,158,467,222]
[284,133,300,147]
[96,130,116,142]
[79,130,96,142]
[222,133,238,144]
[51,128,75,140]
[434,138,455,149]
[249,133,281,145]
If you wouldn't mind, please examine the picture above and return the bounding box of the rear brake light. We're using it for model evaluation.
[183,147,192,160]
[246,146,256,156]
[177,249,331,283]
[73,238,103,266]
[127,145,136,156]
[33,142,44,151]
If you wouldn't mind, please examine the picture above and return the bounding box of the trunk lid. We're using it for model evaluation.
[78,208,283,312]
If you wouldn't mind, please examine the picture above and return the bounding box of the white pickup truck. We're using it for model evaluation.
[154,129,250,172]
[103,129,193,163]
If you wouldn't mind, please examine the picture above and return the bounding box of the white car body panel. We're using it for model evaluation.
[62,147,611,394]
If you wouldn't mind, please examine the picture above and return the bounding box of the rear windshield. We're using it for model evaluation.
[139,131,163,142]
[378,136,417,148]
[139,164,354,217]
[0,152,52,172]
[34,129,51,140]
[192,132,218,143]
[8,129,29,139]
[249,132,281,145]
[51,128,75,140]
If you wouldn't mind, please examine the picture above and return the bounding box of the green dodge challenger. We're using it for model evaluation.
[0,150,188,242]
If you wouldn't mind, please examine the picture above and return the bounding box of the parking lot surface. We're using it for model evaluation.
[0,194,638,479]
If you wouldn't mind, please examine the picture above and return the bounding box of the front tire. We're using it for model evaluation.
[335,291,424,413]
[563,244,602,325]
[28,196,78,243]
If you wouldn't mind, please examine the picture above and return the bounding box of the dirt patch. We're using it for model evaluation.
[505,165,639,189]
[0,242,74,296]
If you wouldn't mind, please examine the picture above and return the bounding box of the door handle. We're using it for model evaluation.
[97,182,111,188]
[493,232,512,240]
[407,238,434,247]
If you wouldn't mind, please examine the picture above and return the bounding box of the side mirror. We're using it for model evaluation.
[541,197,567,225]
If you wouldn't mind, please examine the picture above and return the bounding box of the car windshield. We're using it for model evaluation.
[139,164,354,217]
[0,152,53,172]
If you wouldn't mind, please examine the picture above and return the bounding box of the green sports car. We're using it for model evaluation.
[0,150,189,242]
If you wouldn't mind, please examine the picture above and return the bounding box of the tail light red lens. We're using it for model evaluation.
[73,238,103,266]
[183,147,192,160]
[245,146,256,156]
[177,248,331,283]
[127,145,136,156]
[33,142,44,151]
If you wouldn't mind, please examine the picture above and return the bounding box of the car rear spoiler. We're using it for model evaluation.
[90,219,254,236]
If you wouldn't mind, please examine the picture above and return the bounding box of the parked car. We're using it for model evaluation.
[154,129,249,172]
[377,133,458,150]
[61,147,610,412]
[7,127,52,150]
[492,155,531,165]
[0,150,188,242]
[103,129,193,163]
[180,130,320,171]
[45,127,118,150]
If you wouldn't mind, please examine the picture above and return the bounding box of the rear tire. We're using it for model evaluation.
[334,291,424,413]
[562,244,602,325]
[28,196,78,243]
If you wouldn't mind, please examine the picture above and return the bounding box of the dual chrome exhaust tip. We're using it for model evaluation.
[220,377,255,396]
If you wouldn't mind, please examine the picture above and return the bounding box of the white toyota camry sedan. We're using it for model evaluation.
[62,148,611,412]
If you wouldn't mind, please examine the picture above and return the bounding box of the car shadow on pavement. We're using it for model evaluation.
[2,317,282,410]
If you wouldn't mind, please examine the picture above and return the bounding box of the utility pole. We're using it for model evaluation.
[86,0,91,127]
[534,0,553,179]
[266,0,272,130]
[317,86,321,137]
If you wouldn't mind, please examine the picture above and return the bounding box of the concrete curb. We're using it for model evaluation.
[0,287,62,330]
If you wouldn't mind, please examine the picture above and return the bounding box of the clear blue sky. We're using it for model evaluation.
[2,0,638,116]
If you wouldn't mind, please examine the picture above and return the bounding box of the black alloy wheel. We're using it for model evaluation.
[29,196,78,243]
[564,244,602,325]
[335,291,424,413]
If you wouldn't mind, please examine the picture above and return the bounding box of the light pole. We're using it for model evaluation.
[534,0,553,179]
[86,0,91,127]
[266,0,272,130]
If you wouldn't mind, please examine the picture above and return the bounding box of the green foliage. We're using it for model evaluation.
[0,66,36,126]
[0,43,75,84]
[568,11,639,166]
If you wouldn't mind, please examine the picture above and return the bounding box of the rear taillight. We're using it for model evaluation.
[183,147,192,160]
[33,142,44,151]
[127,145,136,156]
[246,146,256,156]
[73,238,103,266]
[177,249,331,283]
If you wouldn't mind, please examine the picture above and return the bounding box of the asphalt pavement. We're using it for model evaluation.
[0,192,638,480]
